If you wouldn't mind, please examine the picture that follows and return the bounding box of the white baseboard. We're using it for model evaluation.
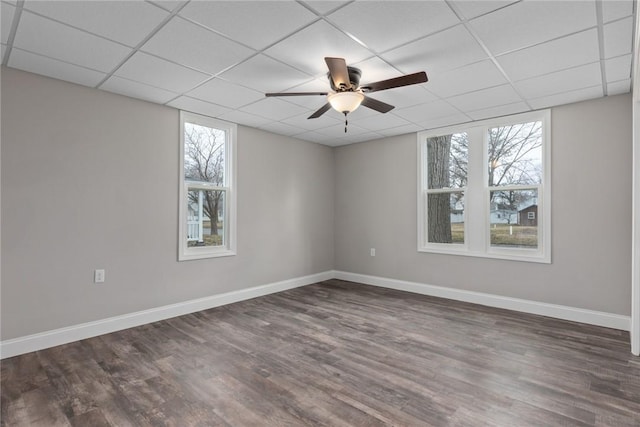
[334,271,631,331]
[0,271,333,359]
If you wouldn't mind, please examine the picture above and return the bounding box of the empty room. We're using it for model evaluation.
[1,0,640,425]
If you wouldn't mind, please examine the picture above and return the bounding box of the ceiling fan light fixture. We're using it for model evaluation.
[328,91,364,114]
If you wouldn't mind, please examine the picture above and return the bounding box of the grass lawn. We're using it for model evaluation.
[450,223,537,247]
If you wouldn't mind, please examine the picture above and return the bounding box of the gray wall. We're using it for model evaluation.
[1,68,334,340]
[334,94,632,315]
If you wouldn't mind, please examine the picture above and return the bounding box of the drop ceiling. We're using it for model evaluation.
[1,0,636,147]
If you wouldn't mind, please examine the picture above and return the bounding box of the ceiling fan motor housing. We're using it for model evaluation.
[329,66,362,91]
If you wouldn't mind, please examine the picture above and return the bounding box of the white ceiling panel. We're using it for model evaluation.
[9,48,106,87]
[179,1,318,50]
[376,122,423,137]
[281,112,341,131]
[13,11,131,72]
[605,54,632,82]
[141,17,254,76]
[394,100,462,123]
[347,113,412,132]
[372,86,438,110]
[469,1,597,55]
[264,20,373,77]
[219,54,312,94]
[1,2,15,44]
[101,75,178,104]
[415,113,472,131]
[497,29,600,82]
[23,0,168,47]
[602,0,634,23]
[327,1,460,53]
[446,84,522,112]
[528,85,603,110]
[603,16,634,59]
[166,96,232,118]
[218,110,271,128]
[607,79,631,95]
[300,1,349,16]
[314,122,370,138]
[146,1,187,13]
[239,98,308,121]
[114,51,211,93]
[467,101,530,121]
[428,60,507,98]
[258,121,307,137]
[295,130,331,143]
[514,62,602,99]
[187,78,263,109]
[451,1,517,20]
[381,24,487,76]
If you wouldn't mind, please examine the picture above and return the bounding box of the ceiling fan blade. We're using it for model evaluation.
[308,103,332,119]
[325,57,352,90]
[361,96,395,113]
[265,92,328,97]
[361,71,428,93]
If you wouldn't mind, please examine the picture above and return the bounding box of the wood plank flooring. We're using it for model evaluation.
[2,279,639,426]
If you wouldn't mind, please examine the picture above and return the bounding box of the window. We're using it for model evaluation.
[418,110,550,263]
[179,111,236,261]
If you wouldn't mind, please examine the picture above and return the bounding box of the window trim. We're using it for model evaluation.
[178,111,237,261]
[417,110,551,263]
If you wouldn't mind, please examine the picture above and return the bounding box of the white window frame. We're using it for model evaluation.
[417,110,551,263]
[179,111,237,261]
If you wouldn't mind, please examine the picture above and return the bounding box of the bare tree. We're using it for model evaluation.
[184,124,225,237]
[427,135,453,243]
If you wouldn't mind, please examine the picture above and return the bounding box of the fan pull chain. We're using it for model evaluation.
[344,112,348,133]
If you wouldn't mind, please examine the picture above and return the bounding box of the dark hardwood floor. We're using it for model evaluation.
[2,279,639,426]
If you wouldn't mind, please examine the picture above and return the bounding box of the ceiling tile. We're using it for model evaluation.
[602,0,634,23]
[218,110,271,128]
[352,57,404,85]
[497,29,600,82]
[469,1,596,55]
[281,112,341,131]
[467,101,530,121]
[603,16,633,59]
[100,75,178,104]
[166,96,232,117]
[327,1,460,53]
[381,24,487,76]
[141,17,254,75]
[219,54,312,94]
[263,20,372,77]
[372,86,438,110]
[394,100,462,123]
[376,122,423,137]
[23,0,168,47]
[528,85,603,110]
[9,48,106,87]
[428,60,507,98]
[450,1,518,20]
[1,2,15,44]
[146,1,188,13]
[415,113,471,131]
[605,54,632,82]
[446,84,522,112]
[300,1,349,15]
[187,78,264,109]
[179,1,318,50]
[239,98,308,121]
[348,113,412,132]
[314,122,370,138]
[515,62,602,99]
[114,51,211,93]
[258,121,307,137]
[607,79,631,95]
[13,11,131,72]
[295,130,331,143]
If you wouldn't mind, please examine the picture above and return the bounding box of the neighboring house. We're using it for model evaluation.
[490,208,517,224]
[519,204,538,226]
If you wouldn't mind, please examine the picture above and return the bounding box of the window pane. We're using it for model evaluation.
[427,192,464,244]
[490,189,538,248]
[426,132,468,189]
[488,121,542,187]
[184,122,226,185]
[186,189,225,248]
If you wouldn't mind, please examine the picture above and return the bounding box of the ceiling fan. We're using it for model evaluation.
[265,57,428,132]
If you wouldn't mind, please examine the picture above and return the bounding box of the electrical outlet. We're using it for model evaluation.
[94,269,105,283]
[370,248,376,257]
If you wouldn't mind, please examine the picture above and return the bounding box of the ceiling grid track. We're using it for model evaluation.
[2,0,24,66]
[595,0,609,96]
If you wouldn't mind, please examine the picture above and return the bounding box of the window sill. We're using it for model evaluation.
[178,248,236,262]
[418,246,551,264]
